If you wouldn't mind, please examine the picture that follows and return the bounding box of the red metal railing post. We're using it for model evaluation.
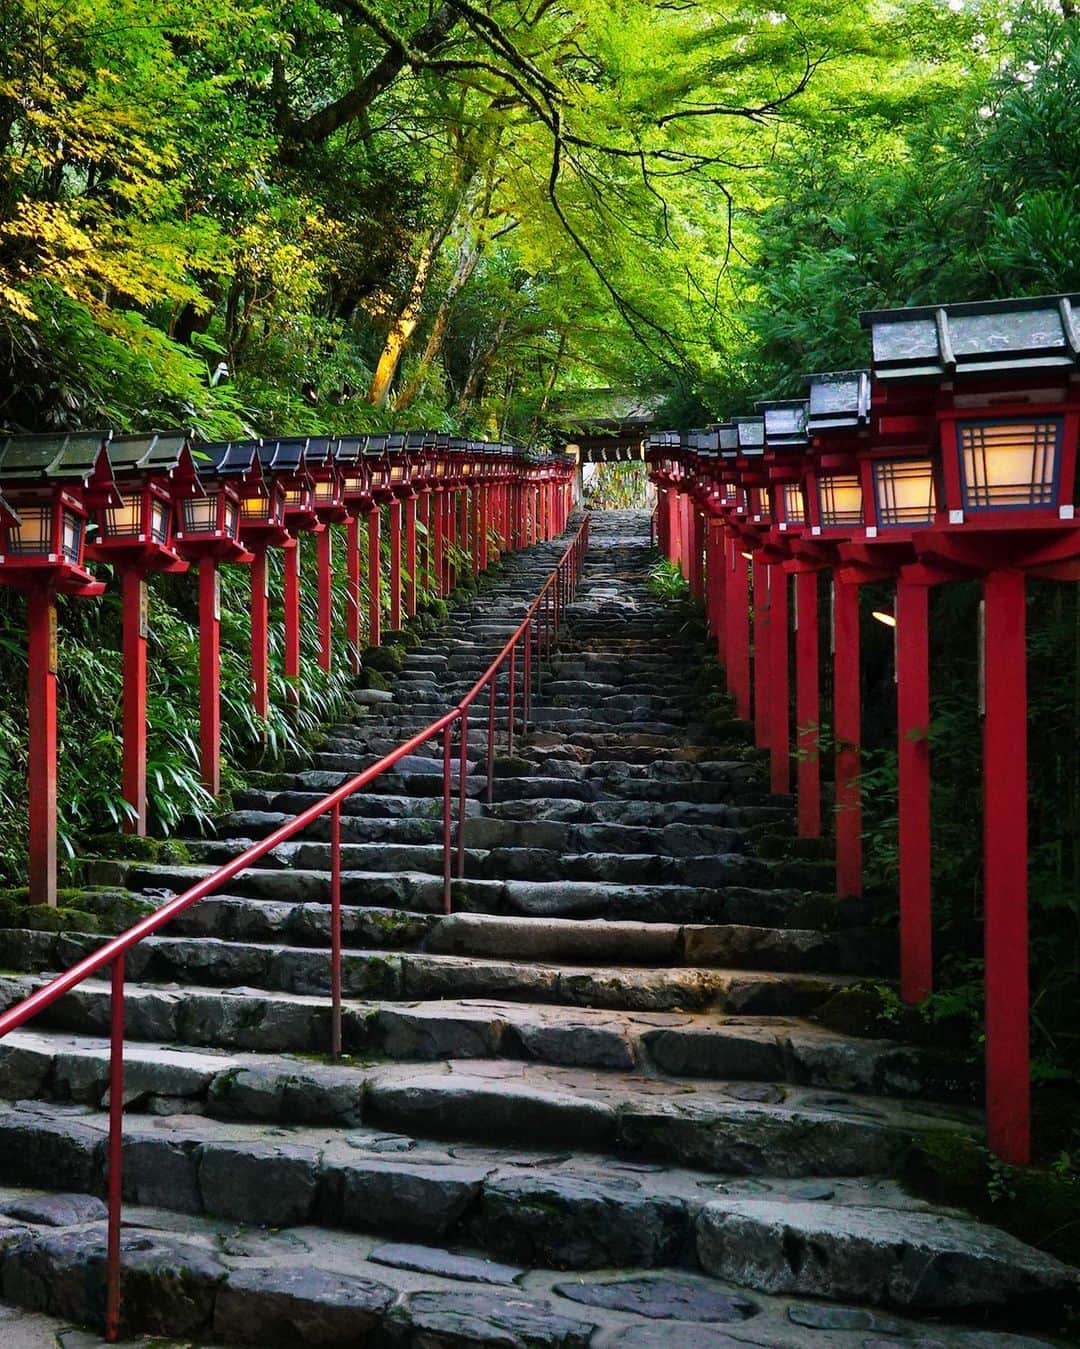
[507,646,516,756]
[105,953,125,1343]
[456,708,469,877]
[523,618,532,730]
[486,678,497,805]
[330,802,342,1059]
[317,525,333,673]
[442,724,453,913]
[120,567,148,835]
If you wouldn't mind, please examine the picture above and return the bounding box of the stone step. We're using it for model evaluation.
[0,994,955,1098]
[213,809,751,858]
[0,930,857,1013]
[84,861,822,925]
[178,839,771,891]
[1,1186,1062,1345]
[0,1056,975,1181]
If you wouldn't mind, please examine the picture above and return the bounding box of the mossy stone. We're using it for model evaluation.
[362,644,406,673]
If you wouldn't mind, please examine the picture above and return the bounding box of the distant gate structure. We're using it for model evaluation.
[553,391,658,464]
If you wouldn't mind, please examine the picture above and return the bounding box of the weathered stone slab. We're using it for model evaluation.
[214,1263,394,1346]
[553,1275,758,1322]
[472,1171,689,1268]
[0,1193,106,1227]
[696,1199,1079,1311]
[382,1289,596,1347]
[368,1241,524,1284]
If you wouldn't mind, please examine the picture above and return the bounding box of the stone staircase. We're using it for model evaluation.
[0,509,1074,1346]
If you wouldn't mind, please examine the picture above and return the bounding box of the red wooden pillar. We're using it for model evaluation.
[465,489,477,576]
[346,516,362,671]
[317,526,333,672]
[896,572,932,1005]
[982,569,1030,1164]
[198,559,221,795]
[389,499,402,631]
[27,586,57,907]
[405,495,418,617]
[794,570,820,834]
[367,504,381,647]
[433,488,445,595]
[283,537,301,704]
[752,555,771,750]
[833,577,863,897]
[689,507,704,599]
[479,486,489,571]
[726,536,751,721]
[250,548,270,717]
[709,518,726,663]
[769,564,790,795]
[120,568,148,834]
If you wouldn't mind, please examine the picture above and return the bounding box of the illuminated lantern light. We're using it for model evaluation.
[0,432,114,907]
[0,431,113,590]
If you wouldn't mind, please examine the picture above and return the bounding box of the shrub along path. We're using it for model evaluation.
[0,510,1075,1346]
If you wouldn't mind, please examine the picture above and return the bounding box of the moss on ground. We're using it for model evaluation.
[362,644,406,673]
[0,886,156,934]
[84,833,191,864]
[905,1130,1080,1275]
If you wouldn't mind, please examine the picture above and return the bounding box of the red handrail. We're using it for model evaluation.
[0,512,590,1341]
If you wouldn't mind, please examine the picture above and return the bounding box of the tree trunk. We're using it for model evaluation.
[366,236,438,406]
[394,231,483,411]
[528,332,567,445]
[457,313,510,413]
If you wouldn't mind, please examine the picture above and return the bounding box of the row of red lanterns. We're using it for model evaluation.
[0,428,574,913]
[646,292,1080,1166]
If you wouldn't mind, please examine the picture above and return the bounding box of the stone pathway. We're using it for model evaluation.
[0,510,1074,1345]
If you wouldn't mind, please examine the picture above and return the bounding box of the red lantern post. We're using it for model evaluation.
[173,461,251,794]
[205,441,285,719]
[863,292,1080,1164]
[88,431,204,831]
[0,433,110,904]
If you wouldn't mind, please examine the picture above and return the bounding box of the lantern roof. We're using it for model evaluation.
[804,370,872,432]
[333,435,366,466]
[201,440,262,482]
[259,437,309,474]
[386,432,407,453]
[107,429,198,477]
[860,294,1080,381]
[303,436,335,468]
[758,399,809,451]
[733,416,765,455]
[404,431,429,451]
[713,423,739,455]
[363,434,388,457]
[0,430,112,486]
